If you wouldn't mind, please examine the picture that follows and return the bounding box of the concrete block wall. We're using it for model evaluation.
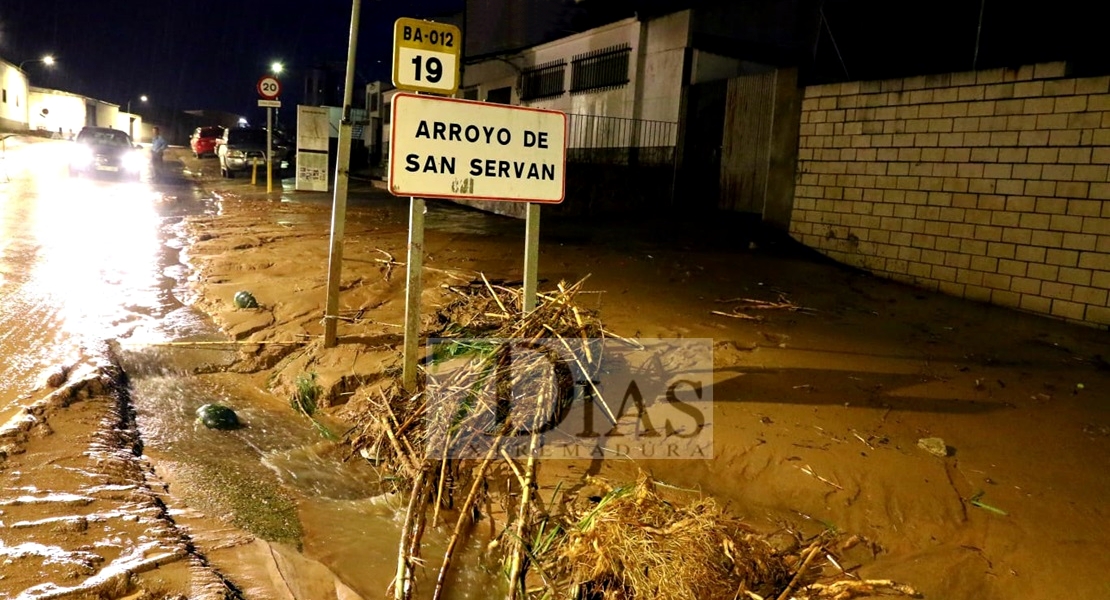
[790,62,1110,327]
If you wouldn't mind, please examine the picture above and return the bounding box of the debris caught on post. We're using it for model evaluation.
[341,274,916,600]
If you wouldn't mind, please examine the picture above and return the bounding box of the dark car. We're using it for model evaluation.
[190,126,224,158]
[69,126,145,180]
[216,127,293,178]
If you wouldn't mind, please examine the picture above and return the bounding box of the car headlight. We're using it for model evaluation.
[71,146,93,167]
[124,150,146,171]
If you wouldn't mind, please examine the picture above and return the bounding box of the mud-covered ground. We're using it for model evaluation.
[173,148,1110,600]
[2,146,1108,599]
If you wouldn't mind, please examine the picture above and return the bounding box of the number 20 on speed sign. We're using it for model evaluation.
[393,18,460,95]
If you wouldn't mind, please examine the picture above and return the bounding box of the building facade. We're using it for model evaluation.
[0,60,30,131]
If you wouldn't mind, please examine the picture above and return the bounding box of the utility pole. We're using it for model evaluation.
[323,0,363,347]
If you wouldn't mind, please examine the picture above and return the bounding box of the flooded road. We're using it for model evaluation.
[0,138,213,420]
[0,139,497,598]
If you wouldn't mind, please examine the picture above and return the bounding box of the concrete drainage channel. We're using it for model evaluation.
[0,342,241,599]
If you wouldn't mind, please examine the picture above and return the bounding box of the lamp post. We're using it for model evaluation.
[270,61,285,126]
[264,61,286,194]
[126,95,148,114]
[125,95,147,140]
[18,55,55,71]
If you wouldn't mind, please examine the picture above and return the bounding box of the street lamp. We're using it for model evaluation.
[268,61,286,130]
[126,95,148,114]
[18,55,55,71]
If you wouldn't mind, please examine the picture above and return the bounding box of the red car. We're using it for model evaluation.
[190,126,225,158]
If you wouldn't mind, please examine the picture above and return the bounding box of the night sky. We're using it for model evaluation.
[1,0,463,116]
[4,0,1109,120]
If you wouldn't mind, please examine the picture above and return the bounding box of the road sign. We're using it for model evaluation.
[257,75,281,99]
[296,105,329,192]
[258,99,281,108]
[388,93,566,203]
[392,18,461,95]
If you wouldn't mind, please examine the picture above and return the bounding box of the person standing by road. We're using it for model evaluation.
[151,126,167,180]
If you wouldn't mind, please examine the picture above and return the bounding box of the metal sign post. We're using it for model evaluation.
[391,18,461,390]
[323,0,363,347]
[402,196,425,390]
[257,76,282,194]
[523,203,540,312]
[387,92,566,389]
[266,107,273,192]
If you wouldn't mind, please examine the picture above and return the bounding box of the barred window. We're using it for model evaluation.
[571,44,631,93]
[520,60,566,101]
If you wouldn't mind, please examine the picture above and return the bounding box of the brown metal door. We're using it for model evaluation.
[720,71,776,213]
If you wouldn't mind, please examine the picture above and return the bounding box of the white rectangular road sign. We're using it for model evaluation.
[258,99,281,108]
[296,105,330,192]
[393,18,461,95]
[388,93,566,203]
[296,105,329,152]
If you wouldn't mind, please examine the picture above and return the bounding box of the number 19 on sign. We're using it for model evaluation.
[410,55,443,84]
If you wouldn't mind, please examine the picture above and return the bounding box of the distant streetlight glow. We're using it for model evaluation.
[42,55,55,66]
[271,62,284,75]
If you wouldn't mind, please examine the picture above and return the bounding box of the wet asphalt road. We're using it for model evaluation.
[0,137,217,416]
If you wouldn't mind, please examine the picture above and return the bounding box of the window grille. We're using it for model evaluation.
[520,60,566,100]
[570,44,631,93]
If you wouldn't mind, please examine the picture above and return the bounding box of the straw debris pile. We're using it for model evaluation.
[544,475,790,600]
[344,276,919,600]
[538,475,920,600]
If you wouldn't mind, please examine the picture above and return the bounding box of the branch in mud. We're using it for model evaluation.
[712,293,818,322]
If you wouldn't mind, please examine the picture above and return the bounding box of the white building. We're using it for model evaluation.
[462,10,758,124]
[369,9,766,162]
[0,59,30,131]
[27,88,134,139]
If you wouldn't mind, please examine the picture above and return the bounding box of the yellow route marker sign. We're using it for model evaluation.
[392,18,461,95]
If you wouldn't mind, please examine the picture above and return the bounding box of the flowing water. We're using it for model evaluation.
[0,141,497,598]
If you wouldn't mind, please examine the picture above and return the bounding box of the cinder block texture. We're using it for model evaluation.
[791,62,1110,327]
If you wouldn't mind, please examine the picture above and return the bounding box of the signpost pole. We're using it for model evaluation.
[323,0,362,348]
[523,203,540,313]
[402,196,425,391]
[266,106,273,193]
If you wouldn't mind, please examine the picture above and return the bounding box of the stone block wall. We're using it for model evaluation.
[790,62,1110,327]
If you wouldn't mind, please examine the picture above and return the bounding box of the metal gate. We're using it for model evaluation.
[720,71,776,214]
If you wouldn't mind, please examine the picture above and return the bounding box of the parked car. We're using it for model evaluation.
[216,127,293,178]
[68,126,145,180]
[189,126,225,158]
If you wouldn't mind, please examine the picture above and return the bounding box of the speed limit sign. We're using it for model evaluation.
[257,75,281,99]
[393,18,460,95]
